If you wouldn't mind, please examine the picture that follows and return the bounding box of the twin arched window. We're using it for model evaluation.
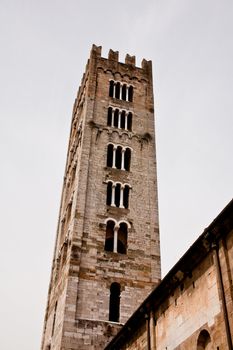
[107,107,132,131]
[109,80,133,102]
[107,144,131,171]
[104,220,128,254]
[106,182,130,209]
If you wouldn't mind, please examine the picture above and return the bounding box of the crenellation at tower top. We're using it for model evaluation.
[91,44,152,72]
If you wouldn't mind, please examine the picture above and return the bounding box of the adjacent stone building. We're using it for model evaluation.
[106,198,233,350]
[41,45,161,350]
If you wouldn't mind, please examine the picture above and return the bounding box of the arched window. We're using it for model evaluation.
[114,109,119,128]
[127,112,132,131]
[120,110,126,129]
[124,148,131,171]
[107,107,112,126]
[115,183,121,207]
[106,182,131,209]
[109,283,121,322]
[104,220,115,252]
[109,81,133,102]
[122,84,127,101]
[197,330,211,350]
[128,85,133,102]
[107,144,113,167]
[104,220,129,254]
[106,182,112,206]
[123,185,130,209]
[115,82,121,99]
[109,80,114,97]
[115,146,122,169]
[118,223,128,254]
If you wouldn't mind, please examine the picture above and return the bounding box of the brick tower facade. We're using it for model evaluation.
[41,45,161,350]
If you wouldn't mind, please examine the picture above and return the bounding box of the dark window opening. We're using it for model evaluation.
[118,223,128,254]
[124,148,131,171]
[128,112,132,131]
[115,146,122,169]
[197,330,211,350]
[115,184,121,207]
[109,80,114,97]
[122,84,127,101]
[114,109,119,128]
[123,185,130,209]
[128,85,133,102]
[120,111,126,129]
[109,283,121,322]
[115,82,120,99]
[107,144,113,167]
[104,220,115,252]
[107,107,112,126]
[106,182,112,205]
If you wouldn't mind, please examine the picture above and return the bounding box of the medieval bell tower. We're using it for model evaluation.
[41,45,161,350]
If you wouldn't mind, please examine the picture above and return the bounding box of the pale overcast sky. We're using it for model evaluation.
[0,1,233,349]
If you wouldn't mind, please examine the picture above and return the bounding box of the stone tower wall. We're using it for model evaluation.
[41,45,161,350]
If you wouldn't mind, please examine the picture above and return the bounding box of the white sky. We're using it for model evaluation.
[0,1,233,349]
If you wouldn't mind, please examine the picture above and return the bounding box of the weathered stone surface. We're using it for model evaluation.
[41,44,161,350]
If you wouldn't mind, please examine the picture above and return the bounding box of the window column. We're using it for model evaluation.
[118,111,121,129]
[111,184,116,206]
[119,83,122,100]
[125,113,128,130]
[126,86,129,102]
[119,185,124,208]
[113,82,116,98]
[113,226,118,253]
[121,149,125,170]
[112,146,117,169]
[111,109,114,127]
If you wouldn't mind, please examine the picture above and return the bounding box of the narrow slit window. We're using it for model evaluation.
[109,283,121,322]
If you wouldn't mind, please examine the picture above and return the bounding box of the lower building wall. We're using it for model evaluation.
[119,249,231,350]
[61,320,122,350]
